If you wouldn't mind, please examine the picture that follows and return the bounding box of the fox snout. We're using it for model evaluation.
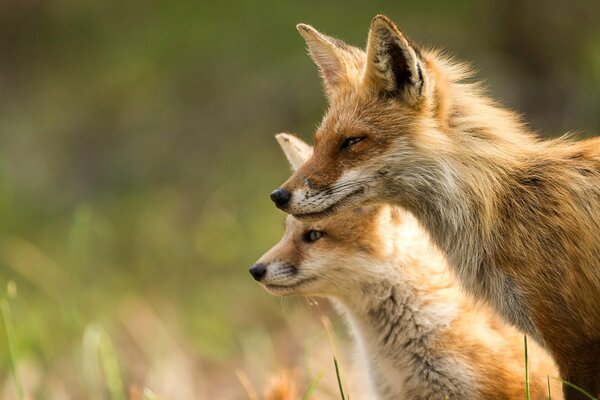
[249,258,311,295]
[270,188,291,209]
[249,263,267,281]
[271,171,370,221]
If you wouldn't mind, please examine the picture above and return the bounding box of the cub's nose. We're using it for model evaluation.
[249,263,267,281]
[270,188,290,209]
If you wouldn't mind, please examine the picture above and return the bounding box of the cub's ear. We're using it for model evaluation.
[364,15,427,104]
[275,133,313,171]
[297,23,353,96]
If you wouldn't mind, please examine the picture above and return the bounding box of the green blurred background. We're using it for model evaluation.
[0,0,598,398]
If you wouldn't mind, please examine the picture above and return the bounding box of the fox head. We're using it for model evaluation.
[252,133,416,297]
[270,15,458,220]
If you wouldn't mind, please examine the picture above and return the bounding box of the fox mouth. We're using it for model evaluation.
[293,187,365,221]
[264,276,317,293]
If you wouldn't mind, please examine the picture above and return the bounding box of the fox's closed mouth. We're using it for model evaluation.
[293,187,364,220]
[264,276,317,291]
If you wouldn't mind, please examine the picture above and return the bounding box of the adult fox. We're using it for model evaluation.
[253,133,561,399]
[269,15,600,399]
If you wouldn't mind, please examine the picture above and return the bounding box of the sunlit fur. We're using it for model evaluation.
[256,134,562,400]
[257,203,562,399]
[275,16,600,398]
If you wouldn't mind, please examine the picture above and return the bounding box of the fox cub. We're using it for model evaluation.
[254,133,561,399]
[270,16,600,399]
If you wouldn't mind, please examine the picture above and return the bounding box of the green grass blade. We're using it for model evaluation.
[82,323,126,400]
[82,324,103,400]
[550,377,597,400]
[524,335,530,400]
[98,330,126,400]
[333,356,347,400]
[301,371,323,400]
[1,299,24,400]
[142,388,160,400]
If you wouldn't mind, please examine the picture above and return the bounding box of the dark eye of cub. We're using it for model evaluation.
[303,230,324,243]
[340,136,366,149]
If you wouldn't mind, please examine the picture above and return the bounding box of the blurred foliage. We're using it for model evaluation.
[0,0,598,398]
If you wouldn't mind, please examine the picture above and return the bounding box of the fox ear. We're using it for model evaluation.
[275,133,313,171]
[297,23,351,95]
[364,15,426,104]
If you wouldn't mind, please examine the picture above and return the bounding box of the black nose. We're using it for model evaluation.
[270,188,290,208]
[249,263,267,281]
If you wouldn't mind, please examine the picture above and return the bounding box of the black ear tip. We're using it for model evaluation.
[296,23,315,35]
[371,14,392,27]
[371,15,404,37]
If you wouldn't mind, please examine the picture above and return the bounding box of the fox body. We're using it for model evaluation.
[253,134,561,400]
[271,16,600,398]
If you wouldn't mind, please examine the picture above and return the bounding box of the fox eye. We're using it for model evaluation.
[340,136,366,149]
[303,230,324,243]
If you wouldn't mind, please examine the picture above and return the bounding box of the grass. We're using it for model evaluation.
[525,333,596,400]
[524,335,597,400]
[235,369,259,400]
[2,290,598,400]
[552,378,597,400]
[82,323,126,400]
[97,327,127,400]
[301,372,323,400]
[1,294,24,400]
[333,357,347,400]
[142,388,160,400]
[0,280,593,400]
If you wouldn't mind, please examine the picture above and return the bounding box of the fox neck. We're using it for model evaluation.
[387,86,544,340]
[334,274,457,348]
[331,260,471,398]
[398,79,532,240]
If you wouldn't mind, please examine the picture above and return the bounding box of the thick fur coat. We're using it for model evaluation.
[272,16,600,399]
[254,134,561,399]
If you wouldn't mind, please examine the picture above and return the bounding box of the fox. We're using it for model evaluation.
[269,15,600,399]
[253,133,562,399]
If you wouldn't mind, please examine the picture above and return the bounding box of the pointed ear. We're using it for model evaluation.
[275,133,313,171]
[364,15,426,104]
[297,23,352,95]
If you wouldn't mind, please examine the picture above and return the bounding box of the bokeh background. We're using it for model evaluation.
[0,0,598,399]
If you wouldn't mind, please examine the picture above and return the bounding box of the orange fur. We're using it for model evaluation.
[258,188,561,398]
[255,134,562,399]
[272,15,600,399]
